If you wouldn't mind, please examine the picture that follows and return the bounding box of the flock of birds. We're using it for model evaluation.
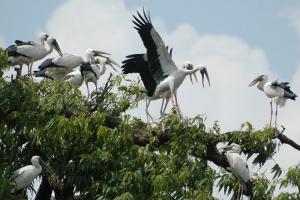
[4,9,298,200]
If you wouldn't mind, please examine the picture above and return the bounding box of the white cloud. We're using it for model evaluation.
[46,0,300,196]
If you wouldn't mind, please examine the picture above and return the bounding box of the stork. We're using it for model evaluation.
[82,56,120,99]
[63,62,95,88]
[218,144,252,200]
[10,156,47,193]
[6,35,62,76]
[122,48,175,122]
[124,9,210,118]
[249,74,297,128]
[33,49,109,81]
[5,32,49,75]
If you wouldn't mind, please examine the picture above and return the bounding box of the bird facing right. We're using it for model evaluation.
[10,156,47,193]
[249,74,297,128]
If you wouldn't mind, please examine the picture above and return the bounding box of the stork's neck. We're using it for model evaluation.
[100,63,106,76]
[38,38,45,46]
[182,67,199,75]
[257,77,268,91]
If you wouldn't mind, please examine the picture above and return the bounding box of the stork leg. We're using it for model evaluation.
[94,82,98,100]
[174,92,182,119]
[86,83,90,99]
[160,98,165,116]
[269,100,273,128]
[29,62,33,78]
[275,103,278,128]
[145,100,155,124]
[161,97,170,116]
[19,64,23,75]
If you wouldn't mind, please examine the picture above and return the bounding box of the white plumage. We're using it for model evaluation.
[83,56,120,98]
[249,74,297,127]
[6,35,62,76]
[219,144,252,200]
[122,10,210,119]
[10,156,45,193]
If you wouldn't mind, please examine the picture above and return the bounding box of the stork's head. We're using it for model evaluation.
[218,143,242,154]
[183,61,193,70]
[182,61,197,84]
[248,74,268,87]
[47,37,63,57]
[199,64,210,87]
[85,48,110,63]
[31,155,49,170]
[39,32,49,41]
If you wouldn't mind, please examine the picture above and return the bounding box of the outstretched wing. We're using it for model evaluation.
[122,54,157,96]
[132,9,177,82]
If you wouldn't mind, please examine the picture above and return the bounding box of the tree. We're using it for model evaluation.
[0,48,299,200]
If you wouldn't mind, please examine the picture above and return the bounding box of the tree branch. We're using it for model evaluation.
[275,127,300,151]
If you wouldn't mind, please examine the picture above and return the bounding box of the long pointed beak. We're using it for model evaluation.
[193,73,198,83]
[107,57,121,68]
[40,159,51,172]
[53,39,63,57]
[108,63,118,72]
[248,75,263,87]
[189,74,194,84]
[93,50,110,57]
[200,67,210,87]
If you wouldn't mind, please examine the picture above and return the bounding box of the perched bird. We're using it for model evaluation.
[218,144,252,200]
[6,35,62,76]
[33,49,109,81]
[82,56,120,98]
[249,74,297,128]
[123,9,210,118]
[122,48,174,122]
[10,156,47,193]
[63,62,95,88]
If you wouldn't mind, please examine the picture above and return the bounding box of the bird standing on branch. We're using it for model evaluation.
[123,9,210,119]
[6,34,62,77]
[249,74,297,128]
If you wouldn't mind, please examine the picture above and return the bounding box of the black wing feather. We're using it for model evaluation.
[5,45,29,58]
[271,81,297,100]
[122,54,156,96]
[132,10,166,84]
[38,58,65,70]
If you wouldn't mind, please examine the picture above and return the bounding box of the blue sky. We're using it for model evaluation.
[2,1,300,197]
[1,0,300,79]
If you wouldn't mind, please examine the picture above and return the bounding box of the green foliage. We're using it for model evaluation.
[0,48,9,73]
[0,54,299,199]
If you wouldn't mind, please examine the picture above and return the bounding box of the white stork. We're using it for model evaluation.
[6,36,62,76]
[218,143,252,200]
[122,48,175,122]
[123,9,210,118]
[249,74,297,128]
[82,56,120,99]
[6,32,49,75]
[10,156,47,193]
[33,49,110,81]
[63,62,95,88]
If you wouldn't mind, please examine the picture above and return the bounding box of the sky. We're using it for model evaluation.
[1,0,300,198]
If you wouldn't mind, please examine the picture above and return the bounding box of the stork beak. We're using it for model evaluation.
[189,74,194,84]
[52,39,63,57]
[93,50,110,57]
[108,63,118,72]
[108,57,121,68]
[248,75,264,87]
[200,67,210,87]
[39,158,51,172]
[193,73,198,83]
